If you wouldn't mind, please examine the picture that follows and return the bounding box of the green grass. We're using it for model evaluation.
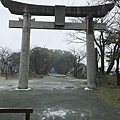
[0,74,19,80]
[0,73,45,80]
[96,74,120,109]
[102,74,117,87]
[80,81,87,85]
[96,87,120,109]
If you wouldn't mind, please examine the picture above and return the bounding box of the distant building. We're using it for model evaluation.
[50,67,56,74]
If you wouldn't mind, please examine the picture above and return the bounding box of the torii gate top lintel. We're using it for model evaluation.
[1,0,114,17]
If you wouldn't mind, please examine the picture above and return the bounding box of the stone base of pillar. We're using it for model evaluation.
[15,88,31,91]
[87,83,97,89]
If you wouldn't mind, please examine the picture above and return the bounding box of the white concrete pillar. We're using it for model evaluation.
[18,13,31,89]
[86,15,97,89]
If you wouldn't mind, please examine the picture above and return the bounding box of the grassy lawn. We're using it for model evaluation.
[95,74,120,110]
[96,87,120,109]
[78,74,120,109]
[0,74,19,80]
[0,73,45,80]
[95,74,120,109]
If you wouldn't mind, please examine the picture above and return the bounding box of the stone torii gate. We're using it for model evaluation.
[1,0,114,89]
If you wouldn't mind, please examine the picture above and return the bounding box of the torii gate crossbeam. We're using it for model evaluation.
[9,20,106,30]
[1,0,114,89]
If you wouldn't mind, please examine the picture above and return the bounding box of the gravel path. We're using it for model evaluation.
[0,76,120,120]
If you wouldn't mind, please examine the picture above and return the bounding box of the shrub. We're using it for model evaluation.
[102,74,117,87]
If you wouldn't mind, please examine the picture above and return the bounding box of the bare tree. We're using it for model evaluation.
[66,0,120,75]
[29,47,50,75]
[0,47,12,75]
[8,52,20,74]
[70,48,86,78]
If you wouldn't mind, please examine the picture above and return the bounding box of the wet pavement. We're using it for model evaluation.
[0,75,120,120]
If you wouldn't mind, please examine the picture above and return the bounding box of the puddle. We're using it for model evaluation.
[65,86,74,89]
[31,82,80,90]
[35,107,92,120]
[0,86,5,89]
[42,109,69,119]
[40,107,76,120]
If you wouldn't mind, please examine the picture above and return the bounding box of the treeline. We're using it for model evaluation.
[0,46,86,78]
[29,47,74,75]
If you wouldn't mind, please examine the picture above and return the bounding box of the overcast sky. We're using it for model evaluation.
[0,0,88,52]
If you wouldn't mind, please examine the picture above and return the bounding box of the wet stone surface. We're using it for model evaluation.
[35,107,92,120]
[0,75,120,120]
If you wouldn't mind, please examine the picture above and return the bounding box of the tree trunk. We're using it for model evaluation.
[73,56,77,77]
[95,48,98,73]
[116,56,120,86]
[106,44,119,74]
[101,48,105,73]
[1,63,5,74]
[35,59,38,74]
[106,60,115,74]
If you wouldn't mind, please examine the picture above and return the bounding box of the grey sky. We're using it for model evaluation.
[0,0,87,52]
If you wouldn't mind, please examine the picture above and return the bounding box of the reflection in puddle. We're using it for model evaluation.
[35,107,92,120]
[41,107,76,120]
[0,86,5,89]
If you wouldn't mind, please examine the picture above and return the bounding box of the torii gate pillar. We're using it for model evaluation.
[18,13,31,89]
[86,16,96,88]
